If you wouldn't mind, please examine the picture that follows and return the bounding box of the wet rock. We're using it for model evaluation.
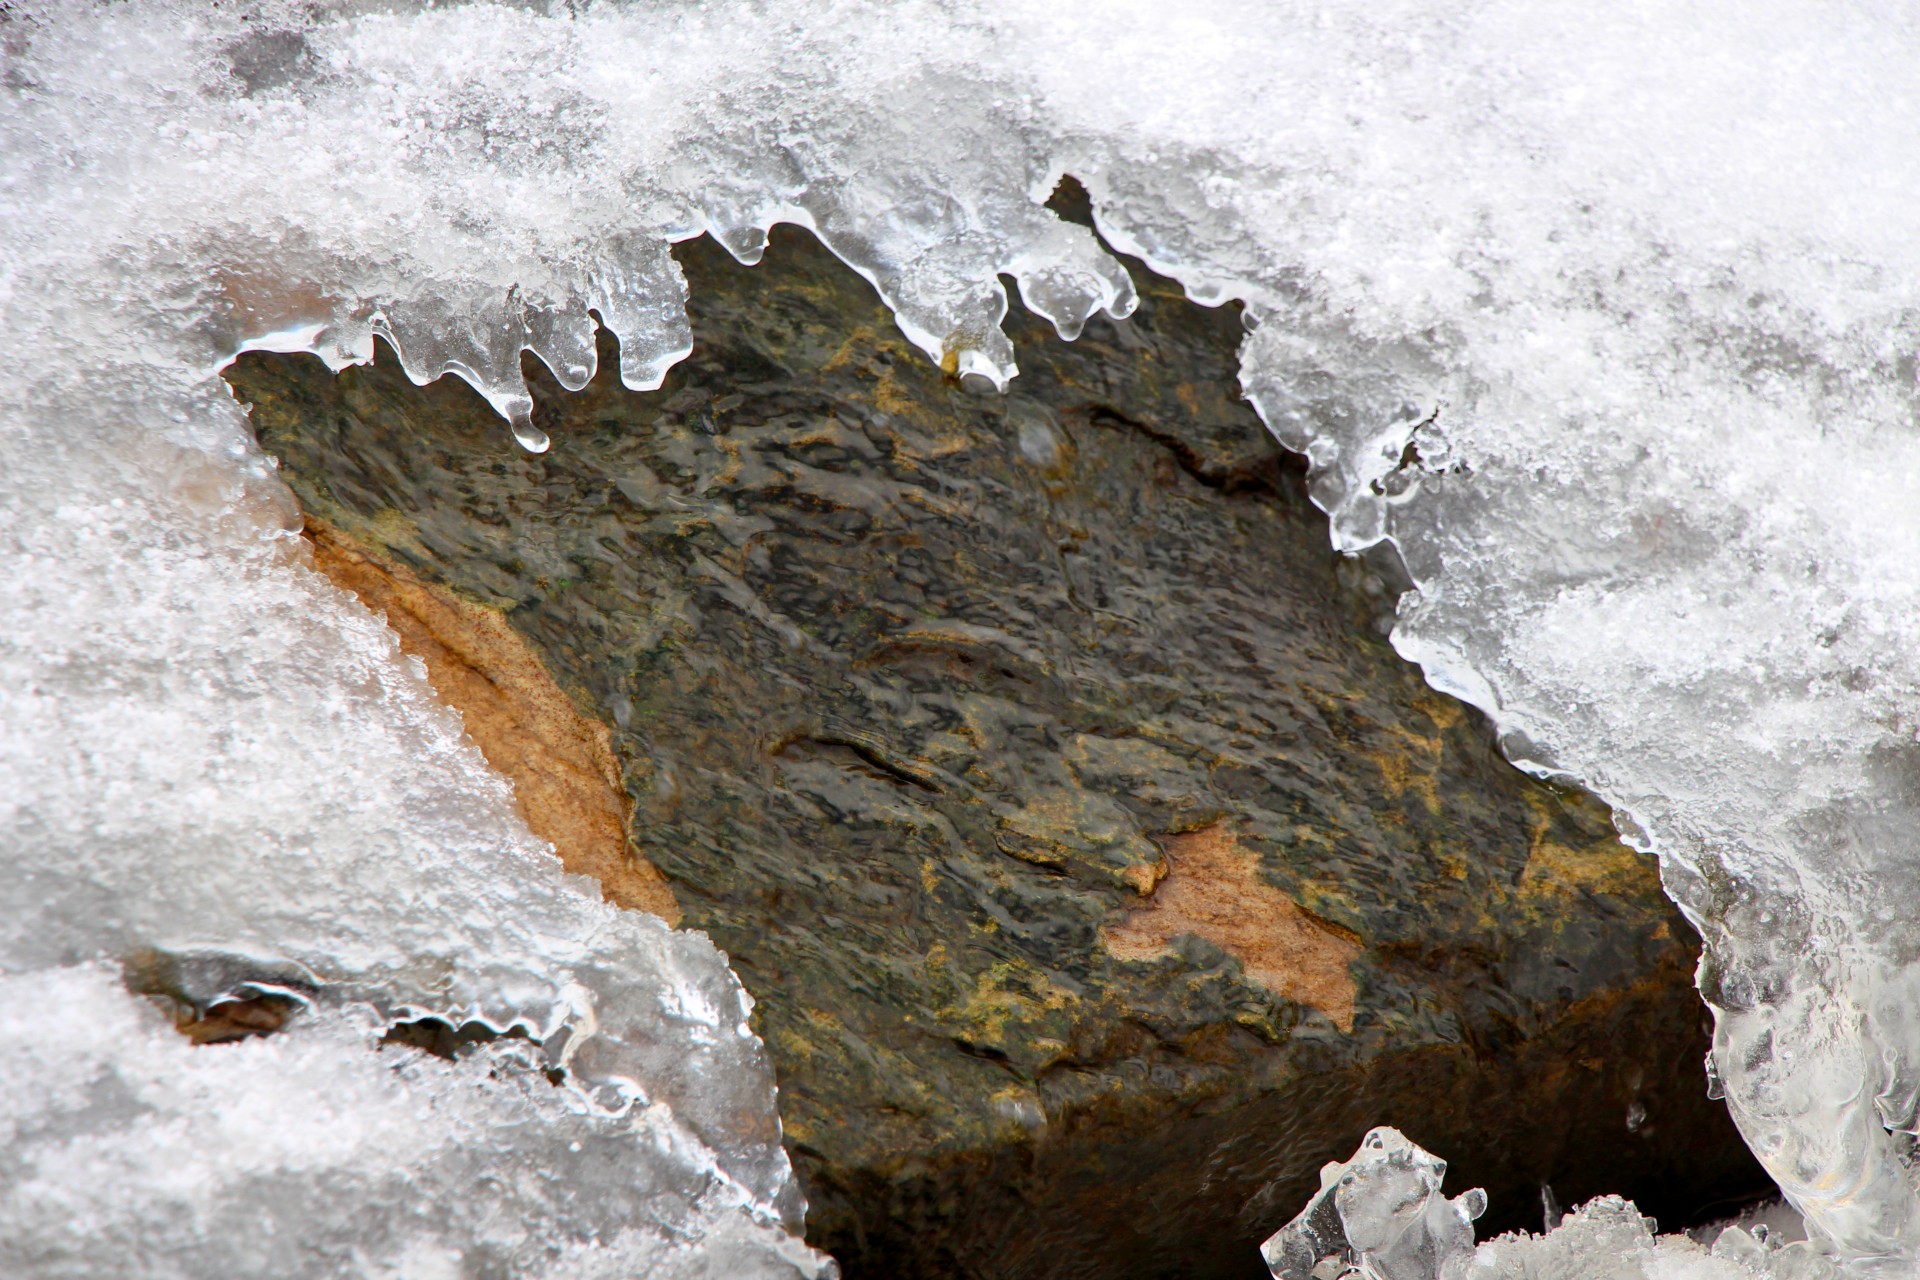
[123,948,312,1044]
[226,216,1767,1280]
[303,517,679,921]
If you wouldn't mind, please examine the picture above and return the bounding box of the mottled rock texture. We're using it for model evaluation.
[228,214,1767,1280]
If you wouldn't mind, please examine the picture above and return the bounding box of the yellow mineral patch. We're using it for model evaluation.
[817,325,877,374]
[1102,825,1361,1031]
[1120,859,1168,896]
[304,517,681,925]
[1517,790,1652,903]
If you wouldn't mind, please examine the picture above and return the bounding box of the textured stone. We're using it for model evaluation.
[1103,825,1362,1033]
[226,207,1767,1280]
[303,516,679,922]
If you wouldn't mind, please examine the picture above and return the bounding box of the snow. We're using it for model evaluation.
[4,0,1919,1271]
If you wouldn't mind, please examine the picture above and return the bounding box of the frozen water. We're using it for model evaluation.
[1264,1130,1835,1280]
[0,365,825,1271]
[1263,1127,1486,1280]
[0,6,833,1274]
[4,0,1920,1273]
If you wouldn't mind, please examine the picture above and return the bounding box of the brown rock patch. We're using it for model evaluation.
[304,517,679,924]
[1103,825,1360,1031]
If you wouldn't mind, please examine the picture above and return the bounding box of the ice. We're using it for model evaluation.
[0,7,835,1270]
[0,965,820,1280]
[0,377,825,1272]
[1263,1128,1486,1280]
[5,0,1920,1273]
[1264,1130,1820,1280]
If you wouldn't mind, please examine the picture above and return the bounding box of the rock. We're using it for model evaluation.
[303,517,679,922]
[225,210,1767,1280]
[1102,825,1363,1033]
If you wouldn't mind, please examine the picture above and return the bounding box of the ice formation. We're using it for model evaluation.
[4,0,1919,1275]
[0,298,825,1269]
[1264,1129,1806,1280]
[1263,1128,1487,1280]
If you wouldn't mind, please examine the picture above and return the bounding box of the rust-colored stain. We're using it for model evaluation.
[1103,825,1361,1031]
[304,517,681,924]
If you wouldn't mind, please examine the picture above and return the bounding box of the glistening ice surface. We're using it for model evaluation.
[0,320,825,1268]
[3,0,1918,1275]
[1264,1129,1797,1280]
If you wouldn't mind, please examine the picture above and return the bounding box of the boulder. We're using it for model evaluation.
[227,215,1766,1280]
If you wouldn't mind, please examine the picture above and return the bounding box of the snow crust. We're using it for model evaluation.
[4,0,1920,1274]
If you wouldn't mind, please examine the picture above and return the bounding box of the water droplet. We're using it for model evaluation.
[510,413,551,454]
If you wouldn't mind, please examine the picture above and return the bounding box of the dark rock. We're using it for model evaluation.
[226,218,1767,1280]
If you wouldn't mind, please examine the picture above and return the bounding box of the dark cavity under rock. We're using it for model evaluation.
[227,220,1767,1280]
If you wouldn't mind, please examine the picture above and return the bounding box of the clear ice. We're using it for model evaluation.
[1264,1130,1832,1280]
[1263,1128,1487,1280]
[3,0,1919,1275]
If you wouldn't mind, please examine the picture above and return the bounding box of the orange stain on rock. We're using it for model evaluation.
[305,517,680,924]
[1103,825,1360,1031]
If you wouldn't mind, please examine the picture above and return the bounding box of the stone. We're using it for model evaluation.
[225,205,1767,1280]
[1103,825,1363,1034]
[303,516,679,922]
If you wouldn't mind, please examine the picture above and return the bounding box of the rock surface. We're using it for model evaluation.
[303,517,680,922]
[227,214,1767,1280]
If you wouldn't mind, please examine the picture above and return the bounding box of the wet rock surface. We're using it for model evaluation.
[228,219,1767,1280]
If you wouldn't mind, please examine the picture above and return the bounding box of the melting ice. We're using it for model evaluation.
[3,1,1919,1276]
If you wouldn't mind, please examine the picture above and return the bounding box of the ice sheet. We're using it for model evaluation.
[5,0,1919,1271]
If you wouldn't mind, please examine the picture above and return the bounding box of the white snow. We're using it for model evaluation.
[4,0,1919,1273]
